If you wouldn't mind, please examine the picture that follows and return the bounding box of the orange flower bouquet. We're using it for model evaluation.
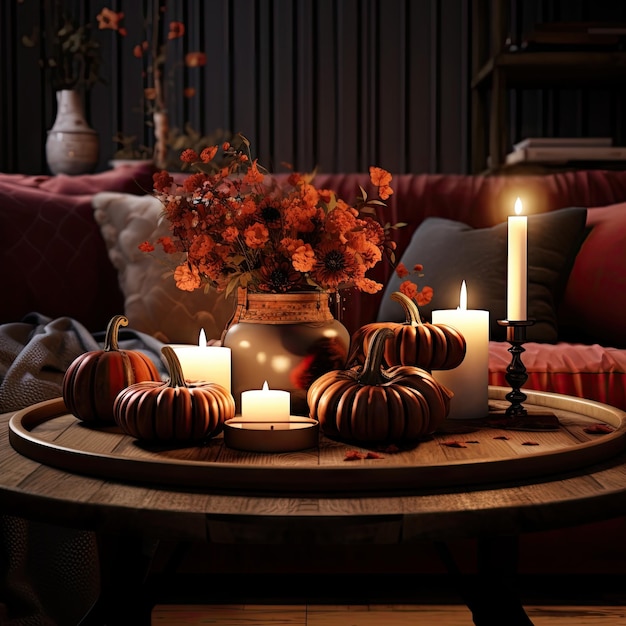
[145,134,431,303]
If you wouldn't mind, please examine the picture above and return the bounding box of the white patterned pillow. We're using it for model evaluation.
[93,192,236,344]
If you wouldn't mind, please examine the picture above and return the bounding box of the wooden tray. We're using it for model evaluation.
[8,387,626,495]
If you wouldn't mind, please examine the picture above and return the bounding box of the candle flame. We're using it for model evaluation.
[198,328,207,347]
[459,280,467,310]
[514,197,523,215]
[262,380,269,391]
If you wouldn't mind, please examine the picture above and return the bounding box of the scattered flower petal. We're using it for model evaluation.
[583,423,614,434]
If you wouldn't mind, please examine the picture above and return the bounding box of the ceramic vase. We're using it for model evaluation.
[46,90,99,175]
[222,287,350,416]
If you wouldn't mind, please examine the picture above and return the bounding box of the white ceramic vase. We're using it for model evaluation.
[46,90,99,175]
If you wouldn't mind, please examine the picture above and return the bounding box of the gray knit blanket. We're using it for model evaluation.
[0,313,166,413]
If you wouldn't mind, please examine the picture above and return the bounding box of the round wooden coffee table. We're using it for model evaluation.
[2,387,626,626]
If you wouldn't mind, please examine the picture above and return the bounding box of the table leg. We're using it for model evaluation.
[435,537,534,626]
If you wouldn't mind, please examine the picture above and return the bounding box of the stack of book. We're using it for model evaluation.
[505,138,626,165]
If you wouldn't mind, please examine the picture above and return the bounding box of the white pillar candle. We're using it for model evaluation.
[241,381,291,422]
[432,281,489,420]
[507,197,527,321]
[171,329,232,392]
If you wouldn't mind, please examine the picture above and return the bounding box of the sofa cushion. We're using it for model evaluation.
[377,207,588,343]
[92,192,236,344]
[559,202,626,348]
[489,341,626,411]
[0,161,155,196]
[0,183,124,331]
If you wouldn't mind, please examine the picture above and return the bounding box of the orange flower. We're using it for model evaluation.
[369,166,394,200]
[309,242,358,290]
[133,42,148,58]
[157,237,177,254]
[174,263,201,291]
[97,8,125,34]
[168,21,185,40]
[243,160,264,184]
[153,170,173,192]
[145,134,424,298]
[354,276,383,294]
[399,280,418,300]
[395,262,409,278]
[200,146,218,162]
[244,223,269,249]
[399,280,434,307]
[292,244,316,273]
[416,285,434,306]
[180,149,199,163]
[185,52,207,67]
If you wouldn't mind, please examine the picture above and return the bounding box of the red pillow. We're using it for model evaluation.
[0,182,124,330]
[559,202,626,348]
[0,161,155,196]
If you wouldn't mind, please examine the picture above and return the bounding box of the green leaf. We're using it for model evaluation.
[359,206,377,216]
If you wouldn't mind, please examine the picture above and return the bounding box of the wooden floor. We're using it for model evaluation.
[153,603,626,625]
[150,573,626,625]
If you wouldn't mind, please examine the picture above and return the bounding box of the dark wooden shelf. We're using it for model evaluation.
[472,50,626,90]
[470,0,626,173]
[484,159,626,176]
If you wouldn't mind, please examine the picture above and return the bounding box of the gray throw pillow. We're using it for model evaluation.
[377,207,588,343]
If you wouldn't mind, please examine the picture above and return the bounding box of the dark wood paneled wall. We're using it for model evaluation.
[2,0,469,175]
[0,1,624,176]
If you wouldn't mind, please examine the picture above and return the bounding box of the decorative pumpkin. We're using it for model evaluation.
[346,291,466,371]
[62,314,161,423]
[307,327,452,444]
[113,345,235,442]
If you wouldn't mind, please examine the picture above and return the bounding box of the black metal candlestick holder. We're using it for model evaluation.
[496,319,535,417]
[489,320,559,430]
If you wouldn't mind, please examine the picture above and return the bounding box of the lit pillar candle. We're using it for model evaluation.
[240,381,291,422]
[507,197,527,321]
[432,281,489,420]
[171,329,231,392]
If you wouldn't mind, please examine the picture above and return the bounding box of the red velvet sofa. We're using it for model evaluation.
[4,165,626,414]
[2,163,626,576]
[310,170,626,413]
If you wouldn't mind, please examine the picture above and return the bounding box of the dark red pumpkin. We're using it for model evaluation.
[347,291,466,371]
[308,327,452,444]
[113,345,234,442]
[62,314,161,423]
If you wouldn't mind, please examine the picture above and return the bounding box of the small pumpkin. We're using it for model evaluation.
[346,291,466,371]
[307,327,452,444]
[113,345,235,442]
[62,314,161,423]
